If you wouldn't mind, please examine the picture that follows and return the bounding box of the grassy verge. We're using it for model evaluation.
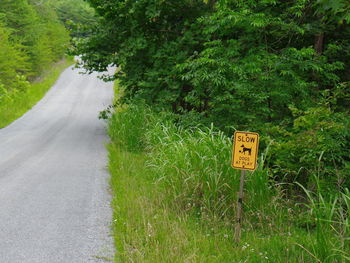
[108,98,350,262]
[0,57,74,128]
[109,145,314,262]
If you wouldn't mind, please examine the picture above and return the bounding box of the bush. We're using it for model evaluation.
[268,106,350,191]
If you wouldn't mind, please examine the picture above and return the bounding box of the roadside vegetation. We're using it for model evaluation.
[0,58,73,128]
[108,100,350,262]
[0,0,95,128]
[72,0,349,262]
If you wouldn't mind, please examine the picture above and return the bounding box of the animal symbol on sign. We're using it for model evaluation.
[240,144,252,156]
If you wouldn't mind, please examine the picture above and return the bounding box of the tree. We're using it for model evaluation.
[0,24,29,92]
[72,0,214,108]
[73,0,349,126]
[0,0,69,77]
[72,0,350,188]
[49,0,97,37]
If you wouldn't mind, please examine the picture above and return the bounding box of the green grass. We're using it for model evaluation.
[0,57,74,128]
[111,146,267,262]
[108,101,350,262]
[108,143,319,262]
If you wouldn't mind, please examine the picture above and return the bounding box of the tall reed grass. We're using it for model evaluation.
[297,178,350,262]
[108,102,350,262]
[109,104,282,227]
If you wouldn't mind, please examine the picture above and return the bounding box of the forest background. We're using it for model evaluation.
[0,0,95,127]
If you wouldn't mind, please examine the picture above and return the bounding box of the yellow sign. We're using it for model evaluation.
[232,131,259,171]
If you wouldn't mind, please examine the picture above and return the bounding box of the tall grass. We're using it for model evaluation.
[297,178,350,262]
[108,102,349,262]
[108,104,279,225]
[108,103,157,152]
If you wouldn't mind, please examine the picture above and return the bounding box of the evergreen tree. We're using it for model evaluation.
[0,0,69,77]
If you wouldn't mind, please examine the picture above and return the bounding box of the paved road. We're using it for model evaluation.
[0,65,114,262]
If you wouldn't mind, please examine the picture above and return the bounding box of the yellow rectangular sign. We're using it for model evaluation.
[232,131,259,171]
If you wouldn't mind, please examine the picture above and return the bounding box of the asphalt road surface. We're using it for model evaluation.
[0,65,114,262]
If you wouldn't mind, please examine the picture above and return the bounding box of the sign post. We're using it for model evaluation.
[231,131,259,243]
[234,169,246,243]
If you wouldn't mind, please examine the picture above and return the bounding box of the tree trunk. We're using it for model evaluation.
[314,33,324,55]
[208,0,216,9]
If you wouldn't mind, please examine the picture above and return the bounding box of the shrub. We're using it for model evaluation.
[268,106,350,191]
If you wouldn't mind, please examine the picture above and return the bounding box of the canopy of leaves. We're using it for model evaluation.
[73,0,350,188]
[49,0,97,37]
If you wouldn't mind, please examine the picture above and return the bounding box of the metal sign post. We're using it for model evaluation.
[234,169,246,243]
[232,131,259,243]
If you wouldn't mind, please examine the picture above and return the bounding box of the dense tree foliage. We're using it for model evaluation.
[50,0,96,36]
[0,0,69,100]
[73,0,350,190]
[0,24,28,92]
[1,0,70,74]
